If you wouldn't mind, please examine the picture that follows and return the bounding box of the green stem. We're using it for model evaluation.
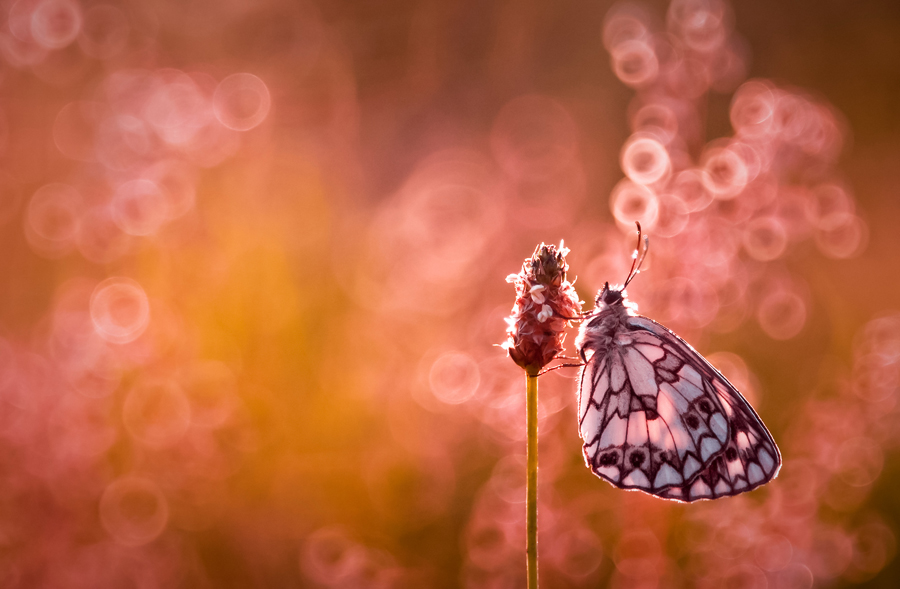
[526,368,539,589]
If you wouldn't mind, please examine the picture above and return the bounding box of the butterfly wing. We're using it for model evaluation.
[578,314,781,502]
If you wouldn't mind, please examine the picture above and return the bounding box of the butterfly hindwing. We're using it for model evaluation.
[578,315,781,502]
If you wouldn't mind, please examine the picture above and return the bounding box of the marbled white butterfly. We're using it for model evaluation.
[574,225,781,501]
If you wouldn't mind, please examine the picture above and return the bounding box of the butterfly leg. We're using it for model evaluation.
[537,362,585,376]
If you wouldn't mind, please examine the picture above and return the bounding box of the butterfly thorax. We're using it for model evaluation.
[574,283,632,362]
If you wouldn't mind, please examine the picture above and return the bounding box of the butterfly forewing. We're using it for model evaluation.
[578,314,781,502]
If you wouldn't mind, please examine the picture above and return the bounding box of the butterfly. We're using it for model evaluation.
[574,225,781,501]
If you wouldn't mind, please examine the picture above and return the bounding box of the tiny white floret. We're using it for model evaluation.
[537,304,553,322]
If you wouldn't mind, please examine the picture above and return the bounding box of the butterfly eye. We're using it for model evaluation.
[603,290,624,305]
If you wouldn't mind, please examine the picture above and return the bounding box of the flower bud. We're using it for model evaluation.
[502,242,583,371]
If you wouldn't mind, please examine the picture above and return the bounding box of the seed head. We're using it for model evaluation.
[502,242,583,371]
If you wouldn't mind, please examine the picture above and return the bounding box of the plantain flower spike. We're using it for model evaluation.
[502,241,583,372]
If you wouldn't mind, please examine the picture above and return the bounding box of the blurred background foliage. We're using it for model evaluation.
[0,0,899,587]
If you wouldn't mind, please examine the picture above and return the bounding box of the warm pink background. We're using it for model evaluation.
[0,0,897,587]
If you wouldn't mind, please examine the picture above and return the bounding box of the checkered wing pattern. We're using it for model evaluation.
[578,315,781,502]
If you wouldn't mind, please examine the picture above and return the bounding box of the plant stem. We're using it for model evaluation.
[526,367,539,588]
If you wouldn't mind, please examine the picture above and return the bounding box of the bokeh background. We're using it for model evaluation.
[0,0,899,587]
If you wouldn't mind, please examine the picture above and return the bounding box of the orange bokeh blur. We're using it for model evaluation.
[0,0,898,587]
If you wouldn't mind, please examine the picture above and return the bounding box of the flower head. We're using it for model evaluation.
[502,242,583,371]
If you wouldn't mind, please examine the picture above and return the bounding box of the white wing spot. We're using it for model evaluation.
[624,346,657,397]
[591,371,609,407]
[599,415,627,448]
[626,410,649,446]
[716,391,735,416]
[659,383,690,414]
[679,364,703,388]
[673,379,704,402]
[596,465,620,483]
[747,463,764,484]
[610,351,626,392]
[664,486,684,499]
[635,343,665,362]
[700,437,722,462]
[657,391,694,459]
[726,455,746,480]
[714,479,731,496]
[647,416,675,451]
[581,404,603,443]
[710,413,728,443]
[736,431,752,450]
[653,463,683,488]
[758,448,776,474]
[690,478,712,499]
[623,469,651,488]
[683,455,701,479]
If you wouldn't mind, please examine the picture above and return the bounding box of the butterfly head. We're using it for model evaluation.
[593,223,649,313]
[596,282,625,308]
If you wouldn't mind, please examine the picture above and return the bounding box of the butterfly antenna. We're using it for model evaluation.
[622,222,650,289]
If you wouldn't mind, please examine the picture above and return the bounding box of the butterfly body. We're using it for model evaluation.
[575,282,781,502]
